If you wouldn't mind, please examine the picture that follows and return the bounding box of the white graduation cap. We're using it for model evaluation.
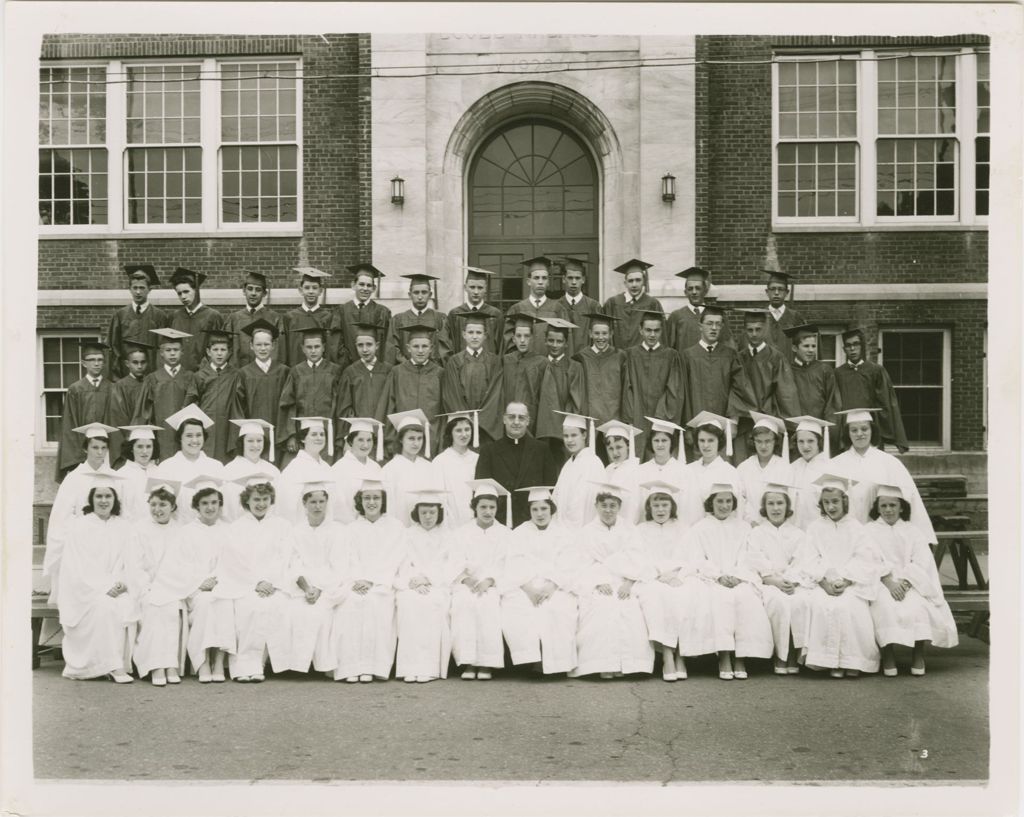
[516,485,556,504]
[231,471,278,489]
[875,483,906,501]
[81,469,126,494]
[145,476,182,498]
[748,411,790,464]
[183,473,224,492]
[645,416,687,462]
[703,479,741,502]
[73,422,118,439]
[118,424,163,442]
[407,488,449,517]
[467,478,513,529]
[165,403,215,431]
[299,480,333,499]
[293,266,332,281]
[759,481,796,504]
[639,478,683,499]
[588,479,630,502]
[294,416,334,458]
[785,415,836,459]
[553,410,597,451]
[230,418,276,462]
[437,409,481,450]
[686,410,734,458]
[341,417,385,461]
[596,419,642,461]
[835,407,882,425]
[387,409,431,460]
[357,476,387,494]
[812,472,859,494]
[150,327,192,344]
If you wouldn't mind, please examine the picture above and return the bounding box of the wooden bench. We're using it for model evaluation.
[932,530,989,644]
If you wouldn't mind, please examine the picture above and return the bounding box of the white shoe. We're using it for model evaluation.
[676,669,688,680]
[358,674,373,683]
[151,675,167,687]
[404,676,417,683]
[166,670,181,685]
[910,666,926,676]
[198,667,212,684]
[786,665,800,675]
[476,671,492,680]
[211,671,226,683]
[461,670,476,680]
[599,672,615,679]
[108,671,133,684]
[845,669,859,678]
[883,667,898,677]
[773,667,788,675]
[345,676,359,683]
[250,674,265,683]
[829,669,845,679]
[733,670,748,680]
[416,676,435,683]
[662,672,678,682]
[718,671,734,680]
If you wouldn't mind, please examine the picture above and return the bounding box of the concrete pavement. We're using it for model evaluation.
[33,637,988,783]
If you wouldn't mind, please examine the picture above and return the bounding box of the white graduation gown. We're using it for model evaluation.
[736,455,794,526]
[448,520,511,669]
[278,450,332,523]
[635,457,690,523]
[798,515,883,673]
[868,518,958,649]
[152,451,224,524]
[433,447,479,529]
[214,513,295,677]
[179,518,236,671]
[116,459,157,523]
[567,517,654,676]
[603,458,642,527]
[688,515,774,659]
[790,452,829,531]
[681,457,743,527]
[381,455,442,528]
[394,523,458,679]
[220,456,281,522]
[551,448,605,529]
[330,451,382,524]
[57,513,137,679]
[831,446,937,543]
[743,520,816,656]
[329,515,405,679]
[500,520,579,673]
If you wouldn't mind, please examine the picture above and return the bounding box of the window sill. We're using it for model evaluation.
[40,229,304,240]
[772,223,988,234]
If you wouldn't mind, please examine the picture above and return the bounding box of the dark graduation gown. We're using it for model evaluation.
[621,344,685,455]
[573,346,629,426]
[534,355,584,441]
[557,293,601,357]
[106,374,145,466]
[224,306,286,368]
[232,360,291,454]
[792,358,842,423]
[384,308,451,366]
[185,362,243,464]
[474,434,560,527]
[666,305,735,353]
[500,352,547,433]
[679,343,754,424]
[337,359,393,421]
[502,298,570,357]
[337,300,392,364]
[601,293,664,351]
[447,303,505,356]
[739,344,803,419]
[765,305,806,356]
[170,304,225,372]
[441,349,504,442]
[278,360,343,447]
[132,366,197,457]
[283,305,343,369]
[56,376,114,480]
[834,360,910,450]
[376,360,444,457]
[107,303,170,377]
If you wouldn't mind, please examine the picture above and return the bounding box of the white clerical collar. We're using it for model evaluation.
[255,357,272,373]
[769,304,786,321]
[699,340,716,352]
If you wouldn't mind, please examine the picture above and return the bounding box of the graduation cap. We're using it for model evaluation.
[704,479,742,502]
[541,316,578,337]
[183,473,225,492]
[613,258,653,275]
[170,267,206,289]
[645,416,686,462]
[122,337,155,352]
[203,327,235,346]
[583,310,620,327]
[783,323,820,341]
[295,416,335,458]
[454,311,495,329]
[407,488,448,508]
[350,322,383,341]
[466,479,514,529]
[230,418,276,463]
[80,469,126,493]
[636,309,666,324]
[841,327,867,343]
[288,314,328,342]
[241,317,280,340]
[639,479,683,499]
[145,476,182,498]
[698,304,727,323]
[587,479,631,502]
[552,410,597,451]
[520,256,553,273]
[595,419,642,461]
[516,485,556,504]
[166,403,215,431]
[241,269,269,289]
[73,422,118,440]
[401,273,439,284]
[510,313,542,329]
[150,327,192,345]
[356,474,387,494]
[340,417,385,461]
[674,266,711,282]
[835,407,882,425]
[299,480,333,499]
[125,263,160,287]
[232,472,279,489]
[79,338,110,356]
[437,409,481,450]
[875,483,906,501]
[760,481,796,503]
[686,409,733,457]
[347,263,384,279]
[740,308,770,324]
[293,266,332,283]
[119,424,163,442]
[398,321,439,340]
[785,414,835,458]
[748,411,789,463]
[387,408,432,459]
[812,472,859,494]
[465,265,497,281]
[764,269,795,286]
[561,255,587,273]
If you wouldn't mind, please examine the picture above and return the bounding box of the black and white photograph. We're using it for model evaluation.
[1,2,1020,814]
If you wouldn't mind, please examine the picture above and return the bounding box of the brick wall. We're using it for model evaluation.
[38,33,372,291]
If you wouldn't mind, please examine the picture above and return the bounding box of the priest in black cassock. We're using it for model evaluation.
[107,264,170,378]
[785,323,842,449]
[666,267,735,353]
[621,311,685,459]
[834,328,910,452]
[447,266,505,356]
[231,318,291,462]
[763,270,805,356]
[169,267,225,372]
[554,256,600,357]
[441,313,504,444]
[474,400,560,527]
[601,258,664,350]
[224,270,286,368]
[338,263,392,365]
[184,328,243,464]
[55,339,113,481]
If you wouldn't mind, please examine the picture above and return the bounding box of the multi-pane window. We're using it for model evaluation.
[773,48,989,226]
[39,66,108,225]
[39,59,302,233]
[39,334,100,445]
[879,328,950,449]
[816,327,846,367]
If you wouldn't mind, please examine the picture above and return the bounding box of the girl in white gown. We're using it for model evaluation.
[868,484,958,677]
[687,480,774,680]
[152,405,222,524]
[550,412,604,529]
[328,479,405,682]
[501,487,579,675]
[568,481,654,679]
[786,416,833,531]
[278,417,334,523]
[635,418,689,523]
[330,417,384,524]
[449,481,512,679]
[681,411,743,526]
[116,424,163,521]
[381,409,440,528]
[395,489,456,682]
[598,420,642,526]
[433,412,480,529]
[743,483,816,675]
[56,473,137,683]
[735,413,793,526]
[798,473,883,677]
[221,419,281,522]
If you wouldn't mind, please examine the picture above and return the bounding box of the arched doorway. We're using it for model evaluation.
[467,120,599,312]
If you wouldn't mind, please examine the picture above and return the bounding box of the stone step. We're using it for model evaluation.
[913,474,968,499]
